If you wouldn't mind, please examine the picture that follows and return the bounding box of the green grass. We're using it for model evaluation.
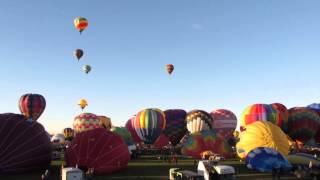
[0,156,314,180]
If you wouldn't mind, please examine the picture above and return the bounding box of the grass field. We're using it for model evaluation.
[0,155,314,180]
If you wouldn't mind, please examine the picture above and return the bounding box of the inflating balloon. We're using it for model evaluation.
[0,113,51,173]
[63,128,74,141]
[288,107,320,143]
[270,103,289,133]
[65,128,130,174]
[82,65,91,74]
[74,49,84,61]
[163,109,187,146]
[240,104,279,131]
[111,127,134,146]
[98,115,112,130]
[236,121,290,159]
[19,93,46,122]
[181,130,233,159]
[166,64,174,75]
[74,17,88,34]
[210,109,237,133]
[78,99,88,110]
[133,108,166,144]
[153,133,169,148]
[125,116,142,143]
[186,110,212,134]
[73,113,101,134]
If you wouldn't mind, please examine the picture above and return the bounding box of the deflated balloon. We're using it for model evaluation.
[186,110,212,134]
[163,109,187,146]
[74,17,88,34]
[236,121,290,159]
[133,108,166,144]
[19,93,46,122]
[210,109,237,133]
[288,107,320,143]
[65,128,130,174]
[0,113,51,173]
[98,116,112,130]
[240,104,279,131]
[111,127,134,145]
[73,113,101,134]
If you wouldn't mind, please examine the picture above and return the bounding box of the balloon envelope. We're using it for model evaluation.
[74,49,83,60]
[166,64,174,75]
[111,127,134,146]
[78,99,88,110]
[0,113,51,173]
[210,109,237,133]
[73,113,101,134]
[19,93,46,122]
[163,109,187,146]
[98,116,112,130]
[125,117,142,143]
[270,103,289,133]
[82,65,91,74]
[65,128,130,174]
[246,147,292,173]
[153,133,169,148]
[74,17,88,33]
[186,110,212,134]
[63,128,74,141]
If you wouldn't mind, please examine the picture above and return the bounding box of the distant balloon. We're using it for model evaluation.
[166,64,174,75]
[186,110,212,134]
[73,113,101,134]
[63,128,74,141]
[74,49,83,61]
[78,99,88,110]
[98,116,112,131]
[74,17,88,34]
[163,109,187,146]
[210,109,237,133]
[19,93,46,122]
[82,65,91,74]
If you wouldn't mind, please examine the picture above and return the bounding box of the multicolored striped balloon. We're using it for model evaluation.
[270,103,289,133]
[210,109,237,133]
[125,116,142,143]
[133,108,166,144]
[186,110,212,134]
[288,107,320,143]
[163,109,187,146]
[73,113,101,134]
[240,104,279,131]
[19,93,46,122]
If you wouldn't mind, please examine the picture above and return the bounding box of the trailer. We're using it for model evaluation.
[61,167,84,180]
[197,160,235,180]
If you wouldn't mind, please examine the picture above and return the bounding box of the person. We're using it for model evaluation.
[85,168,94,180]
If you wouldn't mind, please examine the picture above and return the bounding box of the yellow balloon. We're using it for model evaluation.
[236,121,290,159]
[98,115,112,131]
[78,99,88,110]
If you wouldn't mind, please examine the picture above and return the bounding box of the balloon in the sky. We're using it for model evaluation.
[73,113,101,134]
[78,99,88,110]
[74,49,84,61]
[240,104,279,131]
[65,128,130,174]
[133,108,166,144]
[166,64,174,75]
[98,115,112,131]
[111,126,134,146]
[163,109,187,146]
[186,110,212,134]
[74,17,88,34]
[63,128,74,141]
[236,121,291,159]
[210,109,237,133]
[0,113,51,173]
[181,130,233,159]
[246,147,292,173]
[270,103,289,133]
[51,133,65,144]
[125,116,142,143]
[288,107,320,143]
[19,93,46,122]
[82,65,91,74]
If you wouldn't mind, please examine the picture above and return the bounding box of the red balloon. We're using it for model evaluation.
[153,133,169,148]
[125,116,142,144]
[0,113,51,173]
[65,128,130,174]
[19,93,46,122]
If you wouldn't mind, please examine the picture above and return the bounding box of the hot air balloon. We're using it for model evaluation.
[153,133,169,148]
[133,108,166,144]
[98,116,112,130]
[51,134,65,144]
[186,110,212,134]
[288,107,320,143]
[163,109,187,146]
[74,17,88,34]
[166,64,174,75]
[78,99,88,110]
[0,113,51,173]
[73,113,101,134]
[236,121,291,159]
[65,128,130,174]
[125,116,142,143]
[63,128,74,141]
[210,109,237,133]
[19,93,46,122]
[181,130,233,159]
[240,104,279,131]
[270,103,289,133]
[111,127,134,146]
[74,49,84,61]
[82,65,91,74]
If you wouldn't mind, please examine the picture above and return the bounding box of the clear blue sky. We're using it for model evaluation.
[1,0,320,134]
